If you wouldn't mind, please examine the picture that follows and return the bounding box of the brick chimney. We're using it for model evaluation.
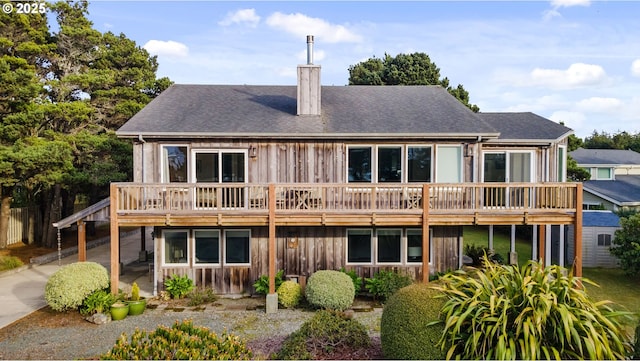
[297,35,321,116]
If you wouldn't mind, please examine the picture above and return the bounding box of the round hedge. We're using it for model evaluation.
[277,280,303,308]
[305,270,355,311]
[380,283,446,360]
[45,261,110,312]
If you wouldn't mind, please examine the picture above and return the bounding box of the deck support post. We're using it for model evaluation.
[421,184,430,283]
[574,183,583,277]
[109,183,120,295]
[77,220,86,262]
[538,225,546,267]
[266,183,278,313]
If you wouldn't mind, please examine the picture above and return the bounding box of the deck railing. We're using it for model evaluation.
[114,182,578,214]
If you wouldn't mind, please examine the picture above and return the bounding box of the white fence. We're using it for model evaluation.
[7,207,42,246]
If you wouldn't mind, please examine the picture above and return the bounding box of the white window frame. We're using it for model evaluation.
[161,144,190,183]
[346,228,373,265]
[161,229,190,266]
[435,145,463,183]
[557,145,567,182]
[406,145,433,183]
[481,150,536,183]
[191,149,248,184]
[192,229,221,267]
[347,145,373,183]
[406,228,432,265]
[592,167,613,180]
[223,229,251,266]
[375,228,403,265]
[376,145,404,183]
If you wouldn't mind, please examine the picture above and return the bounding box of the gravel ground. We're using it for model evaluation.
[0,298,383,360]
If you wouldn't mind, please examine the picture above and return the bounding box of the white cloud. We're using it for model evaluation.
[544,0,590,21]
[550,0,590,8]
[218,9,260,28]
[548,110,585,131]
[529,63,607,89]
[143,40,189,58]
[632,59,640,77]
[265,12,362,43]
[576,97,622,113]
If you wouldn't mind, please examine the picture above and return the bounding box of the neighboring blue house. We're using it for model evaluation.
[568,210,620,268]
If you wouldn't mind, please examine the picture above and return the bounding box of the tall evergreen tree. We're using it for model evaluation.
[348,52,479,112]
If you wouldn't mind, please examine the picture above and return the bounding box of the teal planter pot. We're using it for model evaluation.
[127,299,146,316]
[110,302,129,321]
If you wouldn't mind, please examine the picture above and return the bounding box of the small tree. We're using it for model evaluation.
[610,213,640,276]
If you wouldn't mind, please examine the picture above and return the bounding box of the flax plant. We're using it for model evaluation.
[434,257,632,360]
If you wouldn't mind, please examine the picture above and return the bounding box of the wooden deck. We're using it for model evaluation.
[112,182,579,226]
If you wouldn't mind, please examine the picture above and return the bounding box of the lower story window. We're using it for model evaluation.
[377,229,401,263]
[347,229,373,263]
[347,228,430,265]
[225,230,251,265]
[164,230,188,264]
[194,230,220,264]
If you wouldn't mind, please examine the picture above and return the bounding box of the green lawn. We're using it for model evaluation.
[463,225,640,327]
[463,225,532,266]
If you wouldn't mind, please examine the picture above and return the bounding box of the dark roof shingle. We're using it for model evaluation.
[478,112,572,141]
[570,148,640,165]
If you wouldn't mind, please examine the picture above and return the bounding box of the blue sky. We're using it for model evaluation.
[86,1,640,138]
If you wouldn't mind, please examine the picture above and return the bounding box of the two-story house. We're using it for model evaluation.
[108,36,582,305]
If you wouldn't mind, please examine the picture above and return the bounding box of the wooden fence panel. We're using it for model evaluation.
[7,207,42,246]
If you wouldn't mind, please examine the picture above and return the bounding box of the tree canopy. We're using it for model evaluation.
[348,52,479,112]
[0,0,171,248]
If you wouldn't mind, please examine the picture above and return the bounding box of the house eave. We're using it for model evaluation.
[116,131,501,141]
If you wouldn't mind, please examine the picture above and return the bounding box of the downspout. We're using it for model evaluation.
[138,134,146,182]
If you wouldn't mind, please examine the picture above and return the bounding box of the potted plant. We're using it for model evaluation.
[127,282,146,315]
[110,301,129,320]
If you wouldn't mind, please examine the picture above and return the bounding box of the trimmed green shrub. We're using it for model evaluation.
[277,280,302,308]
[45,261,110,312]
[253,269,284,295]
[435,257,632,360]
[100,319,253,360]
[610,213,640,276]
[164,274,194,299]
[276,310,370,360]
[80,289,115,316]
[380,283,446,360]
[0,255,24,271]
[305,270,355,311]
[339,267,363,293]
[365,270,413,301]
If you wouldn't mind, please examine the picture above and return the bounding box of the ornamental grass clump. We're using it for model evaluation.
[100,319,253,360]
[45,261,110,312]
[434,256,632,360]
[305,270,355,311]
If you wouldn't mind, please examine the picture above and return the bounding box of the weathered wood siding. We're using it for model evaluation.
[155,225,461,295]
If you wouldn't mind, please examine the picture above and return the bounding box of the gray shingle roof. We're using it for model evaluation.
[117,84,502,139]
[582,211,620,227]
[478,112,572,141]
[583,175,640,205]
[570,148,640,165]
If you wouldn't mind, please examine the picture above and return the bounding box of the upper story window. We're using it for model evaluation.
[557,146,566,182]
[483,151,534,183]
[592,167,613,180]
[163,146,188,182]
[194,151,246,183]
[347,145,433,183]
[435,145,462,183]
